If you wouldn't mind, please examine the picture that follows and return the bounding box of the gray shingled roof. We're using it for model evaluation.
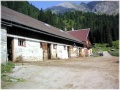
[1,6,82,44]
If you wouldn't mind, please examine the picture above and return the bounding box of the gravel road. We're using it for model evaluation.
[2,52,119,89]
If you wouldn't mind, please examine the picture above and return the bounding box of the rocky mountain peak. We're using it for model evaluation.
[56,2,77,9]
[92,1,119,15]
[79,2,91,12]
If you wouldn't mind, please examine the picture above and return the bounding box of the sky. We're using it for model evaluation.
[28,1,90,10]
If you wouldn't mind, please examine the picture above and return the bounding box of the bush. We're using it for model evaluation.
[108,50,119,56]
[112,40,119,49]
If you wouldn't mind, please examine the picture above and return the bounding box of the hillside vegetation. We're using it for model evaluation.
[93,40,119,57]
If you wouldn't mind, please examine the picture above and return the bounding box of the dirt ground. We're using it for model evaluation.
[1,52,119,89]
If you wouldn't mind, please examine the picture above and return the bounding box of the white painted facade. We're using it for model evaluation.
[51,44,57,59]
[71,47,79,57]
[1,26,7,63]
[13,38,43,62]
[51,44,68,59]
[3,34,82,62]
[57,45,68,59]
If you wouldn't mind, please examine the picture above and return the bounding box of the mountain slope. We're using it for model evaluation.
[46,2,90,14]
[78,2,91,12]
[56,2,78,9]
[87,1,103,10]
[92,1,119,15]
[46,1,119,15]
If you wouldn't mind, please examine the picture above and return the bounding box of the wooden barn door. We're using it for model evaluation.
[47,43,51,59]
[42,42,51,60]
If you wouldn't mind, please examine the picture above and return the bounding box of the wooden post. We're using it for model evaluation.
[41,42,48,60]
[11,39,14,62]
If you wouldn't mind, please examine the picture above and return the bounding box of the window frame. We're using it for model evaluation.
[18,38,26,47]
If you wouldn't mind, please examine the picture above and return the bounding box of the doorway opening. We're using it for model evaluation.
[47,43,51,59]
[67,46,70,58]
[7,37,13,61]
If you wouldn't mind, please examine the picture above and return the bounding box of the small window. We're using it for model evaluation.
[64,46,66,50]
[53,44,57,49]
[18,39,26,46]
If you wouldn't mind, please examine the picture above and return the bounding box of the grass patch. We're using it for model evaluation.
[1,61,15,73]
[1,61,24,83]
[93,43,110,51]
[2,75,24,82]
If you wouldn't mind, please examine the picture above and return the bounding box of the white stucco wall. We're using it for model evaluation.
[1,26,7,63]
[71,47,79,57]
[51,44,57,59]
[57,45,68,59]
[13,38,43,62]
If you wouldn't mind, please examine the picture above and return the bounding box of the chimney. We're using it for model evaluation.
[65,26,67,31]
[72,27,74,31]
